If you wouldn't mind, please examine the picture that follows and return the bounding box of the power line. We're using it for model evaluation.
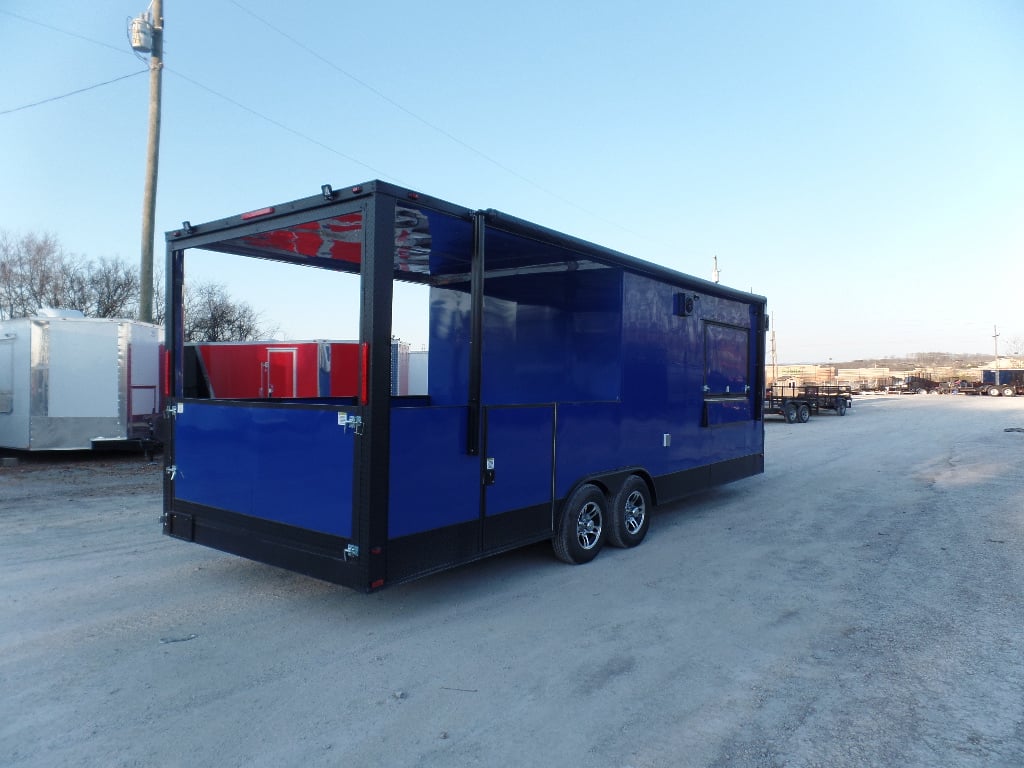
[0,70,149,116]
[5,5,656,249]
[0,9,133,56]
[225,0,653,242]
[2,9,399,180]
[165,68,401,181]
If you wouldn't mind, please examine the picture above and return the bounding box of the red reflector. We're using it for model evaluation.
[370,547,383,555]
[407,192,420,200]
[370,579,385,589]
[351,186,363,194]
[241,206,275,220]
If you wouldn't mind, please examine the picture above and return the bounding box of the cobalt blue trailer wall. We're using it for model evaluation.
[162,181,767,591]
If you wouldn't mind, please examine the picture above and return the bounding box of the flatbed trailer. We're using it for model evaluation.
[765,384,850,423]
[161,181,768,591]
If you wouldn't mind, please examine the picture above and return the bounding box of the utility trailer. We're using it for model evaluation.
[764,384,850,423]
[0,311,162,451]
[980,369,1023,397]
[161,181,768,591]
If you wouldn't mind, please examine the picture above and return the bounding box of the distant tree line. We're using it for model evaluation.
[0,230,273,342]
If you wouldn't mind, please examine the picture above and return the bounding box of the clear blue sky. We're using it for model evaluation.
[2,1,1021,363]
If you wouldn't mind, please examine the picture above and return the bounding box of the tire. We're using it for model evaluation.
[837,400,847,416]
[988,386,1001,397]
[553,484,607,564]
[797,403,811,423]
[1003,387,1015,397]
[608,475,651,548]
[784,402,798,423]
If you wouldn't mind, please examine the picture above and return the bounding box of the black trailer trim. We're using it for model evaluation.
[652,453,764,505]
[386,515,554,586]
[165,501,367,590]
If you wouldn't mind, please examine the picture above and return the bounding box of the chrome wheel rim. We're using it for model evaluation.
[576,502,603,550]
[623,490,646,535]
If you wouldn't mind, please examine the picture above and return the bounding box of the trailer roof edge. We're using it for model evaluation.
[482,209,767,305]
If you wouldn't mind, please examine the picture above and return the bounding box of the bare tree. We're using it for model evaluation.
[2,231,272,341]
[0,231,71,319]
[183,282,274,342]
[0,231,141,320]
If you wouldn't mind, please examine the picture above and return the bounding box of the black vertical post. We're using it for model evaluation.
[467,212,485,456]
[168,246,184,398]
[163,243,184,522]
[358,193,395,590]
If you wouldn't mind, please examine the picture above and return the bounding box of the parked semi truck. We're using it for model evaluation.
[161,181,768,591]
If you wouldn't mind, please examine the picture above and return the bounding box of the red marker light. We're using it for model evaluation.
[350,186,363,194]
[241,206,275,220]
[407,192,420,200]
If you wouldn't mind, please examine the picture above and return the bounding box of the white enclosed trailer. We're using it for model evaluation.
[0,311,162,451]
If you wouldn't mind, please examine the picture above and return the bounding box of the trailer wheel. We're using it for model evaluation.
[837,400,847,416]
[553,484,607,564]
[608,476,651,548]
[797,403,811,423]
[784,402,798,423]
[1003,387,1016,397]
[988,386,1001,397]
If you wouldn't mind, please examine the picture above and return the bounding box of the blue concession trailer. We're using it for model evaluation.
[162,182,768,591]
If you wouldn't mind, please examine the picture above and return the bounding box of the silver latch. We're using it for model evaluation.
[343,544,359,560]
[165,465,178,480]
[338,413,363,434]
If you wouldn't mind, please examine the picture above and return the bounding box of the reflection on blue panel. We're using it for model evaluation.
[705,323,749,394]
[174,402,355,538]
[485,406,554,516]
[482,266,622,404]
[428,286,471,406]
[704,399,752,426]
[389,406,479,538]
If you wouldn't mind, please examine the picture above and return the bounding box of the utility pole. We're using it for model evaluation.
[993,324,1000,386]
[132,1,164,323]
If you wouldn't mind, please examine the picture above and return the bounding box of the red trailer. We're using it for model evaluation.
[186,340,414,400]
[188,341,360,400]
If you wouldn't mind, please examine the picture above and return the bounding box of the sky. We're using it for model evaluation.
[1,0,1022,363]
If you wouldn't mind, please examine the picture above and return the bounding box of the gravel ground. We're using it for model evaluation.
[1,395,1022,768]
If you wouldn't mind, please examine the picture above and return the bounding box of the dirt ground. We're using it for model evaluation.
[1,395,1022,768]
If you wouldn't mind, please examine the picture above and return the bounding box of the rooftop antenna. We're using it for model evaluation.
[712,255,721,284]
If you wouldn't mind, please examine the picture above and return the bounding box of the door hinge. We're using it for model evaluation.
[165,465,178,480]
